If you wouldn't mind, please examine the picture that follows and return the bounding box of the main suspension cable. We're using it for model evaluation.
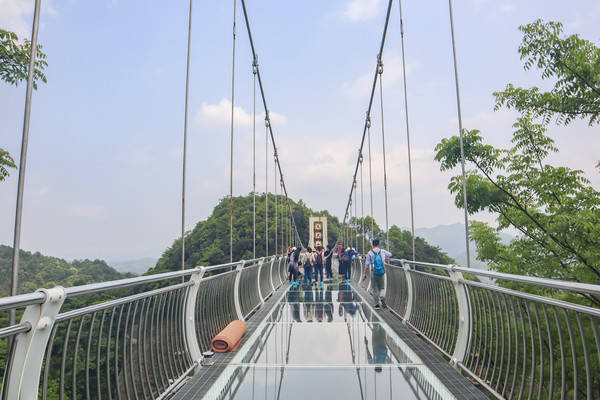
[377,55,390,249]
[448,0,471,267]
[240,0,304,248]
[398,0,416,261]
[229,0,237,263]
[340,0,394,240]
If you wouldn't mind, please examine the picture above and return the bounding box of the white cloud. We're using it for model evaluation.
[342,0,383,22]
[195,98,288,130]
[0,0,57,38]
[0,0,33,38]
[341,55,414,99]
[39,186,48,196]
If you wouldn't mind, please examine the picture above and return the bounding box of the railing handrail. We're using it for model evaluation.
[0,255,279,308]
[394,258,600,296]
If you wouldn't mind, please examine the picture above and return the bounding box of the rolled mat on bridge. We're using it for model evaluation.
[210,320,247,352]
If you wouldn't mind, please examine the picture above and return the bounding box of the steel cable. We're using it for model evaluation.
[229,0,237,263]
[253,56,258,259]
[377,57,390,249]
[448,0,471,267]
[398,0,416,261]
[181,0,193,273]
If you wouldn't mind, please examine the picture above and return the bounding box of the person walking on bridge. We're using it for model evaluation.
[364,239,392,309]
[341,247,358,283]
[323,244,333,280]
[301,247,315,285]
[289,247,301,285]
[313,246,325,289]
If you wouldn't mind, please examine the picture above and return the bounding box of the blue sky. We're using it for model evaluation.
[1,0,599,262]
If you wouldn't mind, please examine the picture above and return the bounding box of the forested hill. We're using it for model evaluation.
[0,245,132,296]
[151,194,341,273]
[151,194,453,273]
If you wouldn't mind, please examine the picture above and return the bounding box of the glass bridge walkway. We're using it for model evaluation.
[1,256,598,399]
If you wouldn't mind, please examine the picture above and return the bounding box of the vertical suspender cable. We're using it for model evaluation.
[181,0,193,274]
[280,181,284,253]
[229,0,237,263]
[367,117,374,238]
[252,56,258,259]
[398,0,416,261]
[448,0,471,267]
[265,117,269,256]
[354,180,358,249]
[10,0,42,327]
[274,156,278,255]
[377,56,390,249]
[360,154,365,254]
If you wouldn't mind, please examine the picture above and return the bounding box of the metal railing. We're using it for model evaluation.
[0,255,288,399]
[351,257,600,400]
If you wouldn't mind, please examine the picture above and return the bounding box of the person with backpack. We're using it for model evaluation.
[301,247,315,285]
[313,246,324,289]
[341,247,358,282]
[288,247,301,285]
[364,239,392,309]
[323,244,333,280]
[337,243,345,281]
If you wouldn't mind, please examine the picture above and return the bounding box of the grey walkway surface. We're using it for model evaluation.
[171,284,288,400]
[352,283,488,400]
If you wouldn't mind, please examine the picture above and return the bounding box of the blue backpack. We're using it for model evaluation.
[373,251,385,276]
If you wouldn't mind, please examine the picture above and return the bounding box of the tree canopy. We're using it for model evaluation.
[435,20,600,306]
[0,29,47,89]
[494,20,600,126]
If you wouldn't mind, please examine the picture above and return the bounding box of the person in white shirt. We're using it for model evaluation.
[364,239,392,308]
[301,247,315,284]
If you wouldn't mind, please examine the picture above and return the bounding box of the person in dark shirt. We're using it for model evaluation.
[323,244,333,280]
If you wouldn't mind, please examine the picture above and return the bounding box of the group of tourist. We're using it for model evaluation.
[287,238,392,309]
[286,245,333,288]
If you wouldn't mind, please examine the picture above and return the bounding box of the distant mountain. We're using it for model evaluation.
[415,223,513,259]
[0,245,132,296]
[110,257,158,275]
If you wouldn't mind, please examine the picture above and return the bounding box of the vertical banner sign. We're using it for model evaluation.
[309,216,328,249]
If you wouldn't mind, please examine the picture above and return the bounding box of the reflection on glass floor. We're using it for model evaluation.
[205,284,456,399]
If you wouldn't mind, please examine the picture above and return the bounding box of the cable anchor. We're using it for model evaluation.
[252,54,258,75]
[377,53,384,74]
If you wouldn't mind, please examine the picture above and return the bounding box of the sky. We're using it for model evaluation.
[1,0,599,262]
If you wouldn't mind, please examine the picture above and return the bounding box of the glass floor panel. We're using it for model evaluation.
[215,365,451,400]
[204,286,456,399]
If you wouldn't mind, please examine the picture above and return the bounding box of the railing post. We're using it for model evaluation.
[6,286,65,400]
[233,260,246,320]
[449,265,471,365]
[256,258,265,305]
[269,256,277,292]
[401,260,414,322]
[184,267,205,364]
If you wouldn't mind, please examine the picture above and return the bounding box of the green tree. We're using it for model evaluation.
[435,19,600,306]
[435,120,600,304]
[494,20,600,126]
[0,29,48,89]
[1,29,49,181]
[0,148,16,181]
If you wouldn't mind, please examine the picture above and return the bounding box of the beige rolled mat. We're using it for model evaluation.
[210,320,247,352]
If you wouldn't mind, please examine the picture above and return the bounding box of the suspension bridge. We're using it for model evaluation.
[3,0,600,399]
